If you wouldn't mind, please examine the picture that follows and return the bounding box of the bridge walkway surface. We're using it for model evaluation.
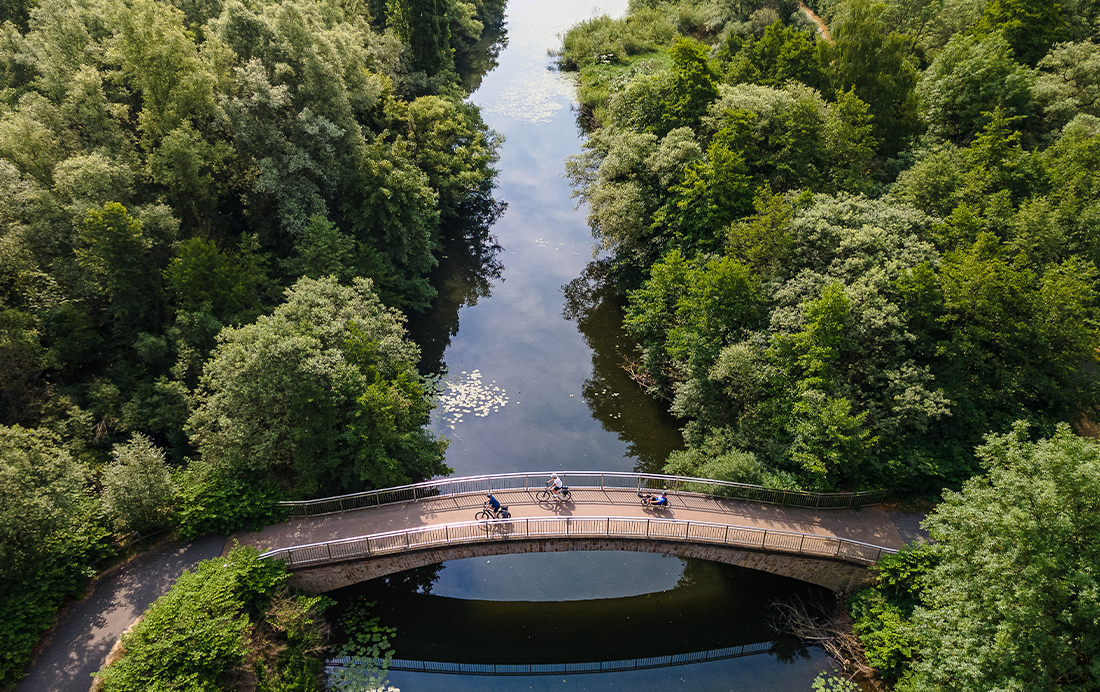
[229,487,911,555]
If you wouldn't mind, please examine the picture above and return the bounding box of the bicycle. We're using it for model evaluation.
[639,491,670,511]
[536,487,571,503]
[475,505,511,520]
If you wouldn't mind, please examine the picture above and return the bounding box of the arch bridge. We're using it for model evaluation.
[241,472,907,593]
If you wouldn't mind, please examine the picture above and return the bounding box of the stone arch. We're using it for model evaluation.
[285,537,874,593]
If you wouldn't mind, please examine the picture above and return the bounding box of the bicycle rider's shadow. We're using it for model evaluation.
[542,498,575,516]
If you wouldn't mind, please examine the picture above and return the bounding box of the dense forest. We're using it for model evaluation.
[558,0,1100,688]
[0,0,505,681]
[560,0,1100,495]
[4,0,1100,685]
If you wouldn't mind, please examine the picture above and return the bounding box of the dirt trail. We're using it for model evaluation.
[801,3,832,42]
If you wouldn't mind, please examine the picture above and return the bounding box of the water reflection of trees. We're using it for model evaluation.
[454,0,508,93]
[406,195,506,374]
[563,260,684,473]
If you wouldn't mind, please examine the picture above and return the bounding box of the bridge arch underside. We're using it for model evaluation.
[286,537,874,593]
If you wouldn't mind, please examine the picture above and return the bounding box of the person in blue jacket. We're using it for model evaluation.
[485,493,502,516]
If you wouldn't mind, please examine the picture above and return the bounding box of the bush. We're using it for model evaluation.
[96,546,330,692]
[0,425,111,687]
[174,458,288,540]
[101,434,176,534]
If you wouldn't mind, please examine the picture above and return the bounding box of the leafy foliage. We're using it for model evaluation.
[95,546,331,692]
[906,422,1100,692]
[847,544,936,682]
[0,425,110,688]
[101,434,177,534]
[186,276,451,500]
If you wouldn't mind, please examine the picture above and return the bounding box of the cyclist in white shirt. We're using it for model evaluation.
[547,473,564,497]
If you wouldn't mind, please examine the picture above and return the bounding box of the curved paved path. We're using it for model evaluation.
[230,488,912,555]
[15,536,225,692]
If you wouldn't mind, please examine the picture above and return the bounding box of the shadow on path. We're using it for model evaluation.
[16,536,224,692]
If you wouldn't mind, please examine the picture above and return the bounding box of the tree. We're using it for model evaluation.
[1034,42,1100,132]
[720,21,828,93]
[186,276,449,499]
[75,202,165,337]
[823,0,920,155]
[907,422,1100,692]
[660,37,719,135]
[0,425,108,687]
[973,0,1064,66]
[101,434,176,534]
[387,0,453,76]
[916,33,1037,144]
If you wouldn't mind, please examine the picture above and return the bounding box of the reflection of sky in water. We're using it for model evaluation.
[481,0,629,123]
[388,649,836,691]
[430,551,686,600]
[432,0,685,476]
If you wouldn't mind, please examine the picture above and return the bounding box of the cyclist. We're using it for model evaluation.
[641,491,669,507]
[547,473,565,498]
[484,493,502,517]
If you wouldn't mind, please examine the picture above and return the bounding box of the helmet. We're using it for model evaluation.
[660,491,667,496]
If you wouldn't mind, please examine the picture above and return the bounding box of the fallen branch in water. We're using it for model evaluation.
[770,594,884,691]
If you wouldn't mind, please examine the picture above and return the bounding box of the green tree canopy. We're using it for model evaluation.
[908,421,1100,692]
[186,275,449,498]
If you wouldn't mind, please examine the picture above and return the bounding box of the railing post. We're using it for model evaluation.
[723,525,729,544]
[798,534,805,553]
[326,543,333,561]
[600,473,604,490]
[835,539,842,556]
[526,517,530,538]
[646,518,650,538]
[761,530,768,548]
[445,525,450,544]
[606,517,610,536]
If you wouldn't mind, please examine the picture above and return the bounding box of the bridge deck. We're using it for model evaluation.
[231,487,910,555]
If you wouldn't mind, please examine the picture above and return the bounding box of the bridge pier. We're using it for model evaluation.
[286,538,874,593]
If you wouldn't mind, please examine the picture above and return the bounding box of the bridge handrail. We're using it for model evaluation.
[278,471,886,517]
[259,515,898,568]
[328,641,774,676]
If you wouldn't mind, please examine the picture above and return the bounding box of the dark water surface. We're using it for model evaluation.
[383,1,837,688]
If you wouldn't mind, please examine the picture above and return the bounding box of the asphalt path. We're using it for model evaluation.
[15,536,225,692]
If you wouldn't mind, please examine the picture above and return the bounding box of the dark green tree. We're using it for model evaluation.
[659,37,719,135]
[973,0,1064,66]
[823,0,920,155]
[388,0,454,76]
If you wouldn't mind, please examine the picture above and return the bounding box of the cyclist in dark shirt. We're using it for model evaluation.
[485,493,502,515]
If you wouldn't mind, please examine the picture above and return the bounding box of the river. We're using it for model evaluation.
[377,0,839,688]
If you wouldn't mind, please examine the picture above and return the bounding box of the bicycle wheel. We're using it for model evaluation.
[475,510,492,520]
[560,489,571,501]
[535,490,551,502]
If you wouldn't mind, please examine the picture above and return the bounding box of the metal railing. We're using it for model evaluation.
[259,515,897,568]
[278,471,886,518]
[327,641,774,676]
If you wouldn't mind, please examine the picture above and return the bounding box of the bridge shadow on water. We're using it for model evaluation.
[327,556,827,667]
